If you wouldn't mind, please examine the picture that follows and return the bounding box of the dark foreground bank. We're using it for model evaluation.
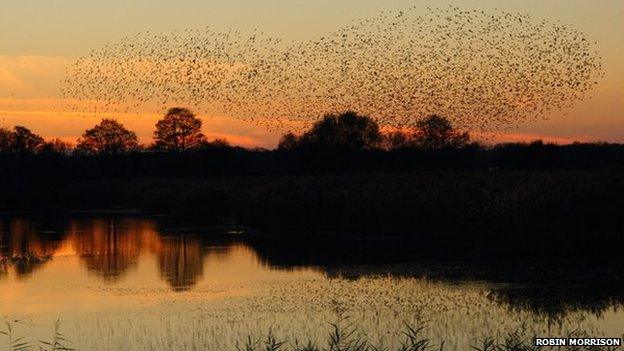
[2,143,624,257]
[2,170,624,257]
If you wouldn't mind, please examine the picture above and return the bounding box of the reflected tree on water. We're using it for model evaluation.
[158,235,204,291]
[71,217,142,282]
[4,216,624,319]
[0,216,208,291]
[0,218,57,278]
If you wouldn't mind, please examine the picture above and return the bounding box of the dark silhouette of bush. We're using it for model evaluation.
[41,139,73,155]
[381,130,412,150]
[297,111,382,151]
[153,107,206,151]
[202,138,230,149]
[413,115,470,150]
[277,132,299,151]
[77,119,139,155]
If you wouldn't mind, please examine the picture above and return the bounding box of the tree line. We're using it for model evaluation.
[3,108,624,176]
[0,108,471,155]
[0,107,228,155]
[278,111,470,152]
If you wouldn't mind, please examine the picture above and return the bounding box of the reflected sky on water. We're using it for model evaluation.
[1,215,623,350]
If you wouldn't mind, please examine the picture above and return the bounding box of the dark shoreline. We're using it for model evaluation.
[2,168,624,257]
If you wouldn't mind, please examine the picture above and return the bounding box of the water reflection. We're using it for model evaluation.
[248,235,624,319]
[0,216,210,291]
[158,235,205,291]
[1,215,624,319]
[69,218,143,281]
[0,218,59,278]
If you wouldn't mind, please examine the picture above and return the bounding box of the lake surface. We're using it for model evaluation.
[1,215,623,350]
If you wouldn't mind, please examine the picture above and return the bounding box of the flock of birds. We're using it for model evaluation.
[60,5,604,133]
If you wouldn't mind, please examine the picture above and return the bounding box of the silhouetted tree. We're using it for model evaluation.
[12,126,45,154]
[153,107,206,151]
[0,126,45,154]
[277,132,299,151]
[77,119,139,155]
[0,128,16,154]
[413,115,469,150]
[298,111,381,151]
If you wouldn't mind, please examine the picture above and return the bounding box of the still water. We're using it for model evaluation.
[0,215,623,350]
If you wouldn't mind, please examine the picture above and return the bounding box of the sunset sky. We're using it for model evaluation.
[1,0,622,147]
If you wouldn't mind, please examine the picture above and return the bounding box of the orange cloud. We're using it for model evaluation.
[0,55,72,97]
[0,67,25,90]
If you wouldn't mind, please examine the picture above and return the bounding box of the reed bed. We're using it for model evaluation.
[3,277,619,351]
[235,324,623,351]
[2,318,621,351]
